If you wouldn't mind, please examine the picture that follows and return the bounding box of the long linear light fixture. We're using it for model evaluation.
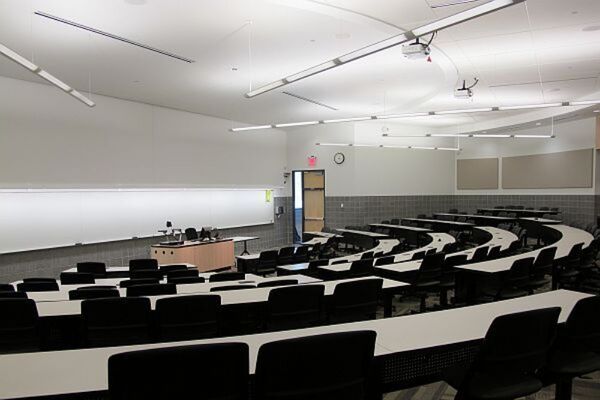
[230,99,600,132]
[245,0,524,98]
[384,133,555,139]
[315,142,460,151]
[35,11,194,63]
[0,43,95,107]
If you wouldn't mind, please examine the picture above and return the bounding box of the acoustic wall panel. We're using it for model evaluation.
[457,158,499,190]
[502,149,593,189]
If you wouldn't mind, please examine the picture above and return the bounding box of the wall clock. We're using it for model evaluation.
[334,152,345,165]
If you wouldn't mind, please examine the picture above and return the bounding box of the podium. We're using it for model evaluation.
[151,239,235,272]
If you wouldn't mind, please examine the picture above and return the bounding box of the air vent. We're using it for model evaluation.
[283,92,338,111]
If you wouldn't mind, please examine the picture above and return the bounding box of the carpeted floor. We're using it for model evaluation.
[384,372,600,400]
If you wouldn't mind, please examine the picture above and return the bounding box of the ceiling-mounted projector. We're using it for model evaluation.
[454,78,479,99]
[402,42,431,59]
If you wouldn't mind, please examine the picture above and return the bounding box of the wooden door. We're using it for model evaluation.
[303,171,325,232]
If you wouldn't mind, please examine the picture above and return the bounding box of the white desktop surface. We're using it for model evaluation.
[33,277,406,317]
[455,225,593,273]
[368,223,431,232]
[62,263,197,274]
[335,228,389,238]
[0,290,589,399]
[433,213,514,221]
[402,218,474,226]
[520,217,562,224]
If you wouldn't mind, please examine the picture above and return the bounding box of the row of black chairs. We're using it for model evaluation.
[103,297,599,400]
[0,279,384,352]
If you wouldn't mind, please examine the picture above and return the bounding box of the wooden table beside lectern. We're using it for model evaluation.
[151,239,235,272]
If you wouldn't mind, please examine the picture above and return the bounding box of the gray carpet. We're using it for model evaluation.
[384,372,600,399]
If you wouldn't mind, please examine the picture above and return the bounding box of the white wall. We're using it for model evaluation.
[456,117,596,195]
[284,120,456,196]
[0,76,287,189]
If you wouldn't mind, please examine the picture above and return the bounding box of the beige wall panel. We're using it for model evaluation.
[457,158,499,190]
[304,219,325,232]
[502,148,593,189]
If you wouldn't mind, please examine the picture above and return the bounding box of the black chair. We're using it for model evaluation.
[69,287,120,300]
[440,254,468,308]
[256,250,279,276]
[360,251,374,260]
[328,279,383,323]
[108,343,249,400]
[556,243,584,289]
[0,291,27,299]
[60,272,95,285]
[0,284,14,292]
[487,246,501,260]
[470,246,489,263]
[257,279,298,288]
[129,258,158,271]
[544,296,600,400]
[255,331,376,400]
[130,269,163,280]
[443,307,560,400]
[169,276,206,284]
[411,251,426,261]
[528,247,556,292]
[126,283,177,297]
[277,247,296,265]
[210,285,255,291]
[265,285,324,331]
[484,258,534,301]
[154,295,221,341]
[292,245,310,263]
[76,261,107,277]
[119,278,160,288]
[374,256,395,266]
[0,299,39,352]
[22,277,55,283]
[82,297,152,347]
[349,259,373,277]
[412,253,445,312]
[16,281,59,292]
[159,264,189,274]
[166,269,199,281]
[184,227,199,240]
[209,272,245,282]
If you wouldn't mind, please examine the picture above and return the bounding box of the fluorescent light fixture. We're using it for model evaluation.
[569,100,600,106]
[412,0,523,36]
[376,112,429,119]
[435,107,493,115]
[513,135,553,138]
[431,133,470,137]
[284,60,339,83]
[351,143,380,147]
[381,145,410,149]
[473,134,511,138]
[498,103,562,111]
[274,121,320,128]
[37,70,72,92]
[323,117,372,123]
[244,0,523,97]
[315,143,352,147]
[70,90,96,107]
[336,33,411,64]
[0,43,40,72]
[0,41,95,107]
[411,146,436,150]
[230,125,274,132]
[245,80,286,98]
[437,147,461,151]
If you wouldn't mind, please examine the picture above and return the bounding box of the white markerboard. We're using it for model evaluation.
[0,189,274,254]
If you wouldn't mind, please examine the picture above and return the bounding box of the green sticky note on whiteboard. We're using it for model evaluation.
[265,190,272,203]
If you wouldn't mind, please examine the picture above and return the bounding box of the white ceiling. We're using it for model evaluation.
[0,0,599,128]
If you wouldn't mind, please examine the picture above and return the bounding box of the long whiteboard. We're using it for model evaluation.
[0,189,275,254]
